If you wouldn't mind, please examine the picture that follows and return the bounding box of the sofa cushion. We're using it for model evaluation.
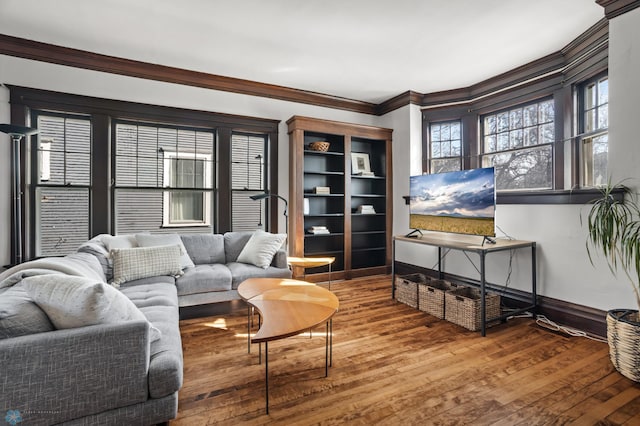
[111,245,184,286]
[21,274,161,342]
[223,231,254,263]
[237,230,287,269]
[0,285,54,339]
[121,282,183,399]
[176,264,232,296]
[120,275,176,288]
[180,234,225,265]
[227,262,293,289]
[135,233,195,269]
[77,236,113,281]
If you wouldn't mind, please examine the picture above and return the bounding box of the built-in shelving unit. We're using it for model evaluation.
[288,115,393,281]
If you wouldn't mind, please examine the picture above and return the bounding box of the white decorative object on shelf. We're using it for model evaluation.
[357,205,376,214]
[307,225,330,235]
[303,198,310,215]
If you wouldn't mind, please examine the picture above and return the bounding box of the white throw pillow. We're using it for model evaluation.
[237,230,287,269]
[101,234,139,252]
[111,245,184,286]
[135,233,195,269]
[22,274,161,342]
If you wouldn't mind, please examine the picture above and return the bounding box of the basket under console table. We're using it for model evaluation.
[392,234,537,336]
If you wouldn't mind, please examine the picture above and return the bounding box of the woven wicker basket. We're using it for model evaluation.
[607,309,640,382]
[444,287,501,331]
[309,141,330,152]
[394,273,428,309]
[418,279,460,319]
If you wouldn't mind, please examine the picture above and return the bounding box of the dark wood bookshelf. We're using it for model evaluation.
[288,115,393,281]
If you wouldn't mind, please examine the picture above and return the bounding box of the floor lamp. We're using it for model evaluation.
[249,193,288,250]
[0,124,39,265]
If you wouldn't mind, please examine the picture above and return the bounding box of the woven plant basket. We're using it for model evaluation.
[418,279,460,319]
[394,273,428,309]
[444,287,501,331]
[607,309,640,382]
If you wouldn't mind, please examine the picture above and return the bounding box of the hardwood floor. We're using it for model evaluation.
[175,275,640,425]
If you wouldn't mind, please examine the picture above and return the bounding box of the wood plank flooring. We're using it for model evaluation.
[174,275,640,425]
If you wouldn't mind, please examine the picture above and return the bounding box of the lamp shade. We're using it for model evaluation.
[250,193,270,201]
[0,124,39,138]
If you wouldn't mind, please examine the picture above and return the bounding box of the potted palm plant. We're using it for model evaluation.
[584,180,640,381]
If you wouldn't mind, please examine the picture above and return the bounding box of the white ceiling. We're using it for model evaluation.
[0,0,604,104]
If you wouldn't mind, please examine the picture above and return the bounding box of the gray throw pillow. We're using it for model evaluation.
[111,244,184,286]
[135,233,195,269]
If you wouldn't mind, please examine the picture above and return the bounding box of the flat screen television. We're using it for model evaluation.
[409,167,496,237]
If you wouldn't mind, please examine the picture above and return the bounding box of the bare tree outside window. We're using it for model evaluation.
[481,99,554,190]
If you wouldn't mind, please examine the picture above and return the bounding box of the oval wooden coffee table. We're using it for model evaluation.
[238,278,339,414]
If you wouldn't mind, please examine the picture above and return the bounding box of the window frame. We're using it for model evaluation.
[428,119,463,173]
[576,72,609,188]
[480,97,556,192]
[9,85,280,260]
[162,150,213,227]
[29,110,93,257]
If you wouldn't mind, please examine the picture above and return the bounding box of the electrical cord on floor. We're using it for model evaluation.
[505,310,607,343]
[535,315,608,343]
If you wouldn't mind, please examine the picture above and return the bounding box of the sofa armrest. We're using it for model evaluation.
[271,249,288,269]
[0,321,151,425]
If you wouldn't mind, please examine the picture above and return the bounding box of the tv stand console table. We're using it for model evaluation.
[392,234,537,336]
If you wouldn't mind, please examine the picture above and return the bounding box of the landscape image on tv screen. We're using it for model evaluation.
[409,167,496,237]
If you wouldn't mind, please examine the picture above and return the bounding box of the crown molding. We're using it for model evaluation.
[376,91,423,115]
[0,33,378,115]
[596,0,640,19]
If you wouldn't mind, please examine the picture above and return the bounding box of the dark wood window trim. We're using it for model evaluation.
[497,187,624,205]
[8,85,280,260]
[419,19,609,205]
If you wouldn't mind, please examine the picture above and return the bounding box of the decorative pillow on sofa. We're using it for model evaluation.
[236,230,287,269]
[21,274,161,342]
[102,234,139,252]
[111,245,184,286]
[135,233,195,269]
[0,285,54,339]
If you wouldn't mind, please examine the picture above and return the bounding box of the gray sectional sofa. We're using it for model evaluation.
[0,231,291,425]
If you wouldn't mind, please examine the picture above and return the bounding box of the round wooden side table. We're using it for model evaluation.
[287,256,336,289]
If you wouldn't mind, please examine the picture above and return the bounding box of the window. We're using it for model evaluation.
[114,121,215,233]
[429,120,462,173]
[481,99,555,190]
[579,75,608,187]
[12,86,281,259]
[162,151,213,226]
[33,113,91,256]
[231,132,267,231]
